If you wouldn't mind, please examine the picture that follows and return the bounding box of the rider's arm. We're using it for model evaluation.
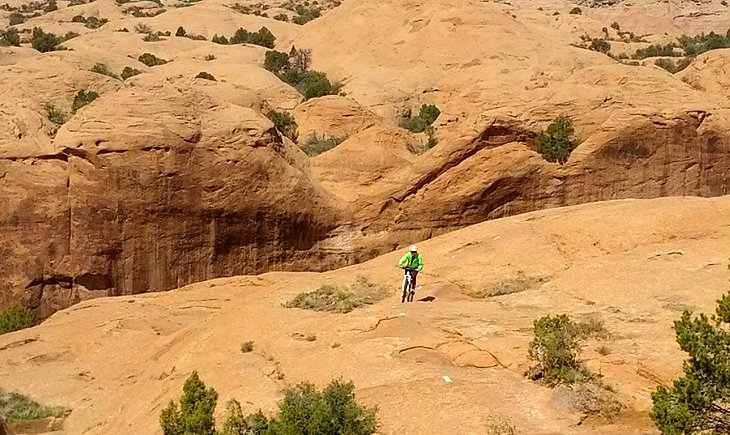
[416,254,424,271]
[398,253,409,267]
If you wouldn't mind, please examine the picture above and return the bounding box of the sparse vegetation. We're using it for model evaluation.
[195,71,216,81]
[0,28,20,46]
[292,5,321,24]
[485,416,519,435]
[400,104,441,133]
[240,341,254,353]
[121,66,142,79]
[204,54,216,61]
[161,372,378,435]
[263,48,341,99]
[175,26,186,37]
[72,15,108,29]
[654,57,692,73]
[633,43,680,59]
[300,133,344,156]
[71,89,98,113]
[536,114,578,165]
[44,0,57,12]
[0,389,68,422]
[285,276,388,313]
[9,11,25,25]
[143,32,163,42]
[211,26,275,48]
[569,7,581,14]
[476,273,544,298]
[588,38,610,54]
[134,23,152,34]
[31,27,63,52]
[0,304,35,335]
[44,102,66,126]
[90,63,119,79]
[265,110,298,142]
[528,314,589,385]
[273,13,289,21]
[651,286,730,435]
[138,52,168,67]
[160,371,218,435]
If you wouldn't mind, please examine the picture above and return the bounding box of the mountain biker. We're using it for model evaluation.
[398,245,423,294]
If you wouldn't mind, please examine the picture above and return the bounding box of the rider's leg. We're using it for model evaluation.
[411,271,418,290]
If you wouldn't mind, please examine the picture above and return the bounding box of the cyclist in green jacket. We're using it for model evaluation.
[398,245,424,295]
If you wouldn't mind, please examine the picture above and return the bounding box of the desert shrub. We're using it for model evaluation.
[43,102,66,126]
[651,289,730,434]
[300,133,343,156]
[9,11,25,25]
[71,14,86,23]
[267,379,378,434]
[300,132,342,155]
[0,304,35,335]
[211,34,228,44]
[285,276,388,314]
[185,33,206,41]
[134,23,151,33]
[204,54,216,61]
[610,21,620,31]
[31,27,62,52]
[160,371,218,435]
[121,66,142,79]
[218,400,269,434]
[0,28,20,46]
[679,31,730,56]
[195,71,216,81]
[175,26,186,37]
[138,52,167,66]
[528,314,589,384]
[485,416,519,435]
[63,31,80,41]
[575,318,610,340]
[633,43,679,59]
[297,71,340,99]
[569,6,581,14]
[71,89,98,113]
[265,110,298,142]
[84,16,108,29]
[264,50,290,74]
[143,32,162,42]
[655,57,692,74]
[44,0,57,12]
[477,273,544,298]
[292,5,321,24]
[536,114,578,164]
[400,104,440,133]
[0,389,68,421]
[90,63,119,79]
[273,13,289,21]
[588,38,610,54]
[240,341,254,353]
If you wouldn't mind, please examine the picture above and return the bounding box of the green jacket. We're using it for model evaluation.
[399,252,423,271]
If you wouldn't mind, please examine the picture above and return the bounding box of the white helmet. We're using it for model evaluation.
[410,245,418,252]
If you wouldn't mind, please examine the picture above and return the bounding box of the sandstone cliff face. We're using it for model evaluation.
[0,81,339,318]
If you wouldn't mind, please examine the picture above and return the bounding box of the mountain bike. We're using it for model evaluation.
[400,267,418,303]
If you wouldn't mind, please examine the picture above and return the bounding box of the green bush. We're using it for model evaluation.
[292,5,321,24]
[298,71,341,99]
[300,133,343,156]
[195,71,216,81]
[569,7,581,14]
[143,32,162,42]
[44,102,66,126]
[121,66,142,79]
[218,400,269,435]
[589,38,610,54]
[71,14,86,23]
[160,371,218,435]
[31,27,63,52]
[536,114,578,165]
[285,277,388,314]
[9,11,26,25]
[273,13,289,21]
[264,50,290,74]
[267,380,378,434]
[90,63,119,79]
[400,104,441,133]
[655,57,692,74]
[138,52,168,66]
[175,26,186,37]
[71,89,98,113]
[44,0,57,12]
[211,34,228,44]
[214,26,275,48]
[633,43,679,59]
[528,314,588,385]
[265,110,298,142]
[263,48,339,99]
[0,28,20,46]
[0,389,68,421]
[84,16,108,29]
[0,304,35,335]
[651,289,730,434]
